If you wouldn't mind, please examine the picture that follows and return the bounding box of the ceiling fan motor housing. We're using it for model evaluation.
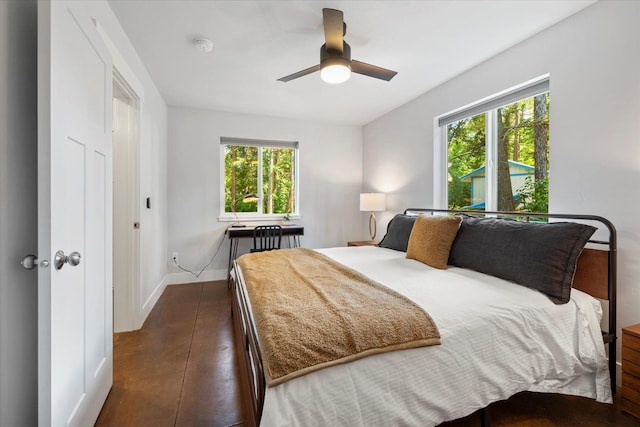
[321,42,351,69]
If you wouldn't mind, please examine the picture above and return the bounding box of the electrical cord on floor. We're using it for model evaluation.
[172,233,226,278]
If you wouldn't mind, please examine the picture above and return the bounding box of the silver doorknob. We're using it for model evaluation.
[21,254,38,270]
[20,255,50,270]
[54,250,82,270]
[68,251,81,266]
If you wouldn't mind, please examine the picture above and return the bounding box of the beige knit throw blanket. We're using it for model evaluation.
[237,248,441,387]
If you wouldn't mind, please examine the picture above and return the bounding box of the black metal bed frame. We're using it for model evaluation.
[232,209,617,426]
[232,263,266,424]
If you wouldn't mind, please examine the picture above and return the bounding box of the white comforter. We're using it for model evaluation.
[259,246,612,427]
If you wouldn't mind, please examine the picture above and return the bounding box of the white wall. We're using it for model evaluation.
[363,0,640,383]
[0,1,38,424]
[167,107,363,283]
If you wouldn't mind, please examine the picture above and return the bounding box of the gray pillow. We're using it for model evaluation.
[378,214,417,252]
[448,216,596,304]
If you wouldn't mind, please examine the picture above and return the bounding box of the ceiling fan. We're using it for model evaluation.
[277,8,398,84]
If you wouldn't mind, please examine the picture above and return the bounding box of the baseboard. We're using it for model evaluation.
[166,268,227,285]
[139,275,168,328]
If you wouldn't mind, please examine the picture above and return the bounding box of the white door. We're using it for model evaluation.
[112,83,140,333]
[113,91,133,332]
[37,2,113,426]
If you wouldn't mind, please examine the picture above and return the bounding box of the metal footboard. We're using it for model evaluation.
[231,261,265,425]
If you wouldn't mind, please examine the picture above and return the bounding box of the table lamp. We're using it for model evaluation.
[360,193,386,241]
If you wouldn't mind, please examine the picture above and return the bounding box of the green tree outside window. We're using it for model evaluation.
[447,92,549,213]
[224,144,297,215]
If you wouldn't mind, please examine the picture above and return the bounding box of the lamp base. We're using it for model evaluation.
[368,212,377,241]
[229,224,245,228]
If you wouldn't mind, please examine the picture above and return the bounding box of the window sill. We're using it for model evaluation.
[218,214,301,223]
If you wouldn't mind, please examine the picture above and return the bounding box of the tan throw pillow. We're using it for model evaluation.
[406,214,462,269]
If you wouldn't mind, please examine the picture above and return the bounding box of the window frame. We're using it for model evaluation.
[218,137,300,223]
[434,75,550,211]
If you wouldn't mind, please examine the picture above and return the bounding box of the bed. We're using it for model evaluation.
[230,209,617,426]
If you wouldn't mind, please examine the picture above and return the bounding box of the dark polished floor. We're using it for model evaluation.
[96,281,247,426]
[96,281,639,427]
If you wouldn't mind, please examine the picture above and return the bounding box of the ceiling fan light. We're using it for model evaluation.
[321,58,351,84]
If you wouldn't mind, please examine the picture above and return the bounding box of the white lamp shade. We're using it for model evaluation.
[360,193,386,212]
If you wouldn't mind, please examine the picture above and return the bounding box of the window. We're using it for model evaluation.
[220,137,298,220]
[437,76,549,213]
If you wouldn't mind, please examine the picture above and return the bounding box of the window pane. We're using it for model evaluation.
[224,145,259,213]
[262,147,296,214]
[445,92,549,213]
[497,92,549,213]
[447,113,486,210]
[223,141,298,217]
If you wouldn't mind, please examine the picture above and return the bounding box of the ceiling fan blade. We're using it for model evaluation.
[351,60,398,81]
[322,8,344,53]
[277,64,321,82]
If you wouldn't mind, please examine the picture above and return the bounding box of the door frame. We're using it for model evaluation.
[94,17,145,330]
[112,71,141,332]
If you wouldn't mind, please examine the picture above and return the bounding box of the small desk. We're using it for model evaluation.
[226,224,304,285]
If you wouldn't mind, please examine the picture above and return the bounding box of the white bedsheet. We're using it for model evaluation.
[259,246,612,427]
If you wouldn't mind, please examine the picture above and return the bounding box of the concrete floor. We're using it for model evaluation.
[96,281,639,427]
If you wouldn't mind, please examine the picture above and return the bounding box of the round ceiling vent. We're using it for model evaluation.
[193,38,213,53]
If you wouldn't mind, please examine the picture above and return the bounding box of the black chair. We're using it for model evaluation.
[251,225,282,253]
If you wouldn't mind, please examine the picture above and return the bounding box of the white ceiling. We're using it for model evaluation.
[108,0,595,126]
